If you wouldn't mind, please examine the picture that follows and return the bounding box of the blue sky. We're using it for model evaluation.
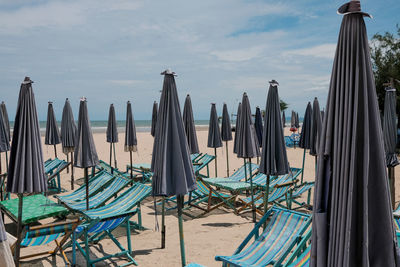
[0,0,399,121]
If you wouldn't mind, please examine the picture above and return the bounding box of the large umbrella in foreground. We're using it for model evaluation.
[151,70,196,266]
[311,1,399,265]
[74,98,99,211]
[61,98,77,189]
[0,109,10,176]
[259,80,289,217]
[151,101,158,137]
[7,77,48,264]
[45,102,61,158]
[183,95,199,154]
[221,103,232,176]
[237,93,260,222]
[207,103,222,176]
[125,101,138,183]
[106,104,118,173]
[298,102,312,183]
[0,215,14,266]
[383,87,399,209]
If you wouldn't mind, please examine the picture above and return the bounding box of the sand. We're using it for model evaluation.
[1,128,398,267]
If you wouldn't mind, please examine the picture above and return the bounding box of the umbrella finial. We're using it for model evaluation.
[80,96,86,102]
[161,69,176,76]
[337,0,371,17]
[269,79,279,86]
[22,76,33,84]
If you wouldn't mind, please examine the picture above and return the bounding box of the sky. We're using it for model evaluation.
[0,0,399,121]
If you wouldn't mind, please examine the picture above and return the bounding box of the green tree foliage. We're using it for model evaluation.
[370,25,400,114]
[280,99,288,112]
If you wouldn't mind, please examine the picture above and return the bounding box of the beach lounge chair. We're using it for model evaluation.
[281,229,311,267]
[202,162,259,184]
[285,134,299,148]
[237,181,296,215]
[0,173,9,200]
[71,183,151,266]
[55,170,114,204]
[215,207,311,267]
[252,167,302,188]
[45,158,70,193]
[193,153,215,178]
[16,219,80,265]
[59,172,133,211]
[286,182,315,209]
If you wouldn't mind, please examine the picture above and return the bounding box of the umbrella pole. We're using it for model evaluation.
[257,155,259,165]
[214,147,218,177]
[5,151,8,173]
[0,153,2,174]
[54,144,57,158]
[244,158,247,182]
[66,153,69,173]
[300,148,306,184]
[71,152,74,190]
[389,166,395,209]
[85,167,89,210]
[14,193,23,266]
[113,142,117,169]
[130,151,134,185]
[161,197,166,249]
[249,158,256,223]
[109,143,113,174]
[225,141,229,177]
[177,195,186,266]
[263,174,270,229]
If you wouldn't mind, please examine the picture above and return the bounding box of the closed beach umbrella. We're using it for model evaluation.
[106,104,118,172]
[0,215,14,266]
[125,101,138,183]
[383,87,399,208]
[61,98,77,189]
[254,106,263,147]
[151,69,196,266]
[282,110,286,128]
[321,110,325,122]
[221,103,232,176]
[207,103,222,176]
[233,102,242,154]
[151,101,158,137]
[45,102,61,158]
[259,80,289,216]
[291,110,296,128]
[1,102,10,142]
[310,97,322,160]
[74,98,99,210]
[7,77,47,264]
[311,1,399,265]
[0,109,10,175]
[183,95,199,154]
[295,112,300,129]
[299,102,312,183]
[237,92,260,222]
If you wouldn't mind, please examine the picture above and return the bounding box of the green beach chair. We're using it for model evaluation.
[17,218,80,265]
[71,183,151,266]
[215,206,311,267]
[281,229,311,267]
[285,182,315,209]
[202,161,259,184]
[55,170,115,204]
[193,153,216,178]
[45,158,71,193]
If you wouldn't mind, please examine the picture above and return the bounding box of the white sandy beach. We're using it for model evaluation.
[2,127,399,267]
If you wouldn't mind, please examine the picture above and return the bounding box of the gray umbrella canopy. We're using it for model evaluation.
[1,102,10,142]
[233,102,242,154]
[282,110,286,128]
[61,98,77,153]
[151,71,196,196]
[299,102,312,149]
[236,93,260,158]
[106,104,118,143]
[295,112,300,128]
[45,102,61,146]
[183,95,199,154]
[74,99,99,168]
[321,110,325,122]
[383,88,399,167]
[311,2,399,266]
[254,107,263,147]
[7,77,47,193]
[151,101,158,137]
[310,97,322,156]
[221,103,233,142]
[0,109,10,153]
[291,110,296,128]
[125,101,138,152]
[207,103,222,148]
[259,82,289,175]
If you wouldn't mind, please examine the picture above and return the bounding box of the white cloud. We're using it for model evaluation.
[108,80,143,86]
[284,43,337,59]
[210,46,266,62]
